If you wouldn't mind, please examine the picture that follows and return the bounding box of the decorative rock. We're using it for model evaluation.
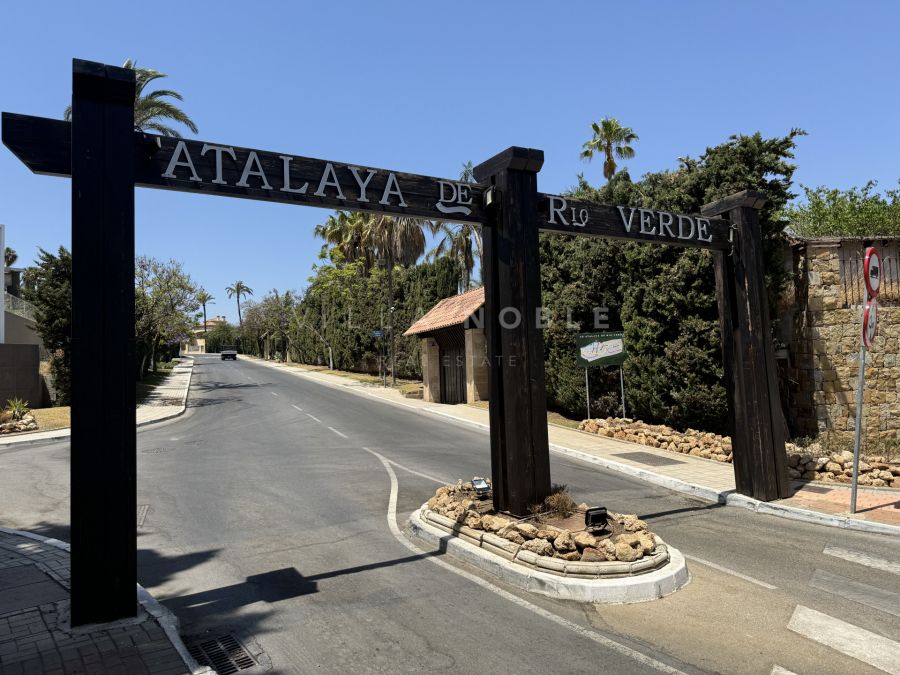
[463,513,483,530]
[580,547,611,563]
[553,531,576,553]
[572,532,597,550]
[515,523,539,540]
[614,540,641,562]
[535,528,559,541]
[500,528,526,545]
[521,538,553,556]
[554,551,581,561]
[824,461,843,474]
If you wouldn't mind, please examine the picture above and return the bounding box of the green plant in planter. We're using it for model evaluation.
[5,398,30,421]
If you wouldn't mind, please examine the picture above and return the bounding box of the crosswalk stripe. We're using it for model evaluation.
[824,545,900,575]
[787,605,900,674]
[809,568,900,618]
[770,666,797,675]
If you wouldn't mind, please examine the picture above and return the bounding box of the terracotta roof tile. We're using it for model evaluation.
[404,287,484,336]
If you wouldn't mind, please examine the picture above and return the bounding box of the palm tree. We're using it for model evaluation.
[226,281,253,327]
[428,161,482,292]
[196,289,214,334]
[313,211,375,271]
[64,59,198,137]
[4,247,17,268]
[580,117,639,182]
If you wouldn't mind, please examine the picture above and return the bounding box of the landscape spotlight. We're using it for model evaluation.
[584,506,608,529]
[472,477,490,499]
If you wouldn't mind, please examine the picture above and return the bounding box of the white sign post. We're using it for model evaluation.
[850,247,880,514]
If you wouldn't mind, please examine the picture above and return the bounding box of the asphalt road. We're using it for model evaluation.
[1,354,898,674]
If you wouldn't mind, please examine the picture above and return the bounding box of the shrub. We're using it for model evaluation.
[5,398,30,421]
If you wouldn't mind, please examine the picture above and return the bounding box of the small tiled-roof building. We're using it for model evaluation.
[404,287,488,404]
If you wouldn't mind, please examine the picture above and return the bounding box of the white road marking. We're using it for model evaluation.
[307,413,322,423]
[271,391,279,397]
[328,427,348,439]
[683,555,777,590]
[291,405,303,412]
[385,459,449,485]
[362,446,688,675]
[810,568,900,618]
[770,666,797,675]
[824,545,900,575]
[787,605,900,674]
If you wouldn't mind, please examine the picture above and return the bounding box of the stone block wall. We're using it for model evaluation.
[420,337,441,403]
[464,327,489,403]
[788,238,900,443]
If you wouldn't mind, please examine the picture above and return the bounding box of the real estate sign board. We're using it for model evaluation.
[576,331,625,368]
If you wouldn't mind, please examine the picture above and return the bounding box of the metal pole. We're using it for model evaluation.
[619,365,626,418]
[585,368,590,421]
[850,345,867,514]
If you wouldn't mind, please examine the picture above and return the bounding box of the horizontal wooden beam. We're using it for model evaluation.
[2,113,487,224]
[536,194,732,251]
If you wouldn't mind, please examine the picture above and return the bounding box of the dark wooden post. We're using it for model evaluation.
[702,191,789,501]
[70,59,137,625]
[474,147,551,515]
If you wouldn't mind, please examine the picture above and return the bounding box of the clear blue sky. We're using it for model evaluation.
[2,1,898,322]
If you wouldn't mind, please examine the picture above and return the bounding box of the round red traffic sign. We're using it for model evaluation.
[864,246,881,298]
[863,297,878,348]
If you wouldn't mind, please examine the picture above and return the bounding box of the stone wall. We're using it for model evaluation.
[464,327,489,403]
[788,238,900,444]
[420,337,440,403]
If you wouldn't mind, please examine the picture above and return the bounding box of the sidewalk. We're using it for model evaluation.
[246,357,900,535]
[0,528,201,675]
[0,358,195,448]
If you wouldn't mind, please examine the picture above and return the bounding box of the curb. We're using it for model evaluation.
[407,506,690,604]
[0,357,195,449]
[0,526,212,675]
[239,357,900,537]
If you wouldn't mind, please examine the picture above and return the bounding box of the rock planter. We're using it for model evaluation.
[0,413,39,434]
[784,444,900,489]
[423,483,671,575]
[578,417,733,463]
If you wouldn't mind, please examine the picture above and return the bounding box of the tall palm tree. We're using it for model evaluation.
[226,281,253,327]
[580,117,639,182]
[428,161,482,292]
[4,247,17,268]
[196,289,214,334]
[64,59,198,137]
[313,211,375,271]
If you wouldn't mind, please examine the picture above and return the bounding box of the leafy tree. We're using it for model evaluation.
[226,281,253,326]
[22,248,72,404]
[783,180,900,237]
[204,322,237,354]
[580,118,639,181]
[64,59,198,137]
[135,257,198,377]
[542,129,805,432]
[196,289,214,334]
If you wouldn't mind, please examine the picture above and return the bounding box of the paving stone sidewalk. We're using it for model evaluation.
[246,356,900,534]
[0,530,191,674]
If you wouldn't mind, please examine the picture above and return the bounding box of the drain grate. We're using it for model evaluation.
[186,634,256,674]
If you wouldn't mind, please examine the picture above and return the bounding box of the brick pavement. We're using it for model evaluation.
[0,530,192,675]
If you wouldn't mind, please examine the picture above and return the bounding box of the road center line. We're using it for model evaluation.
[271,391,279,397]
[787,605,900,674]
[291,404,303,412]
[328,427,348,439]
[683,555,777,590]
[362,446,688,675]
[823,545,900,575]
[307,413,322,423]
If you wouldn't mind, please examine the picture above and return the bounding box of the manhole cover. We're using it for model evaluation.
[186,634,256,674]
[613,451,686,467]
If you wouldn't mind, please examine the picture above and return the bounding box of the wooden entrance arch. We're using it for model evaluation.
[3,60,787,624]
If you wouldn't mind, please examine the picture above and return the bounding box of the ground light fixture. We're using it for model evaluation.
[585,506,608,529]
[472,477,490,499]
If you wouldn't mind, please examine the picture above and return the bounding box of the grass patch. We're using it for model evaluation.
[31,406,71,431]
